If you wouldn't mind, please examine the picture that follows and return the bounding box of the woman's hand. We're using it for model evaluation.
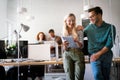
[74,38,83,48]
[63,40,69,50]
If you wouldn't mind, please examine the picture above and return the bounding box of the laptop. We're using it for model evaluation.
[44,41,56,47]
[28,44,51,61]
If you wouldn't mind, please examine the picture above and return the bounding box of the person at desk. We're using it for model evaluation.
[47,29,62,58]
[47,29,63,72]
[27,32,46,80]
[36,32,46,43]
[48,29,62,45]
[62,13,85,80]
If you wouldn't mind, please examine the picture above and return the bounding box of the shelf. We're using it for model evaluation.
[45,73,66,80]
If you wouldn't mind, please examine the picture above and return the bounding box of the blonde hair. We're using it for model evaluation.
[63,13,78,39]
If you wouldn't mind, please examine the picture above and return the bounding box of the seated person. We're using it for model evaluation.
[47,29,64,73]
[36,32,46,43]
[47,29,62,58]
[28,32,46,80]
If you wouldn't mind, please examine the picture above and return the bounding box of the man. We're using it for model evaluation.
[47,29,63,73]
[83,6,116,80]
[48,29,62,46]
[48,29,62,57]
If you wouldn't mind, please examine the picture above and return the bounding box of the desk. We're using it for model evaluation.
[112,58,120,80]
[0,60,63,66]
[1,58,120,80]
[0,58,90,66]
[0,57,120,66]
[112,58,120,63]
[0,59,64,80]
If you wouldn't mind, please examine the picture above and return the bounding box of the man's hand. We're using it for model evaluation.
[90,47,109,62]
[90,52,101,62]
[76,25,84,31]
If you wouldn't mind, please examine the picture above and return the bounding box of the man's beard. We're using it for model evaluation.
[91,18,99,25]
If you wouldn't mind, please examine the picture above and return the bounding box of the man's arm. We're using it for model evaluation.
[90,25,116,62]
[90,47,109,62]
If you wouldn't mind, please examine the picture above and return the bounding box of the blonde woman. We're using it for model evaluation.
[62,13,85,80]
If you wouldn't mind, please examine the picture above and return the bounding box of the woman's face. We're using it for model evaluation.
[39,33,44,40]
[66,16,75,29]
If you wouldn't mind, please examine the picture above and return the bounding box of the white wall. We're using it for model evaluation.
[4,0,120,43]
[6,0,83,43]
[0,0,7,39]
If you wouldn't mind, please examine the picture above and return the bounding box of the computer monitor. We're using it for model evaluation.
[82,40,89,55]
[82,19,90,28]
[82,19,89,55]
[6,40,28,59]
[0,40,6,59]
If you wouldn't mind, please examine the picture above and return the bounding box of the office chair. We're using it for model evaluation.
[0,66,6,80]
[6,66,28,80]
[28,65,45,80]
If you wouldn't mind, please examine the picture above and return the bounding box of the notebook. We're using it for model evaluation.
[61,36,78,48]
[28,44,51,61]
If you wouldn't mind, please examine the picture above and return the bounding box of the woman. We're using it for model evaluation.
[62,13,85,80]
[28,32,46,80]
[36,32,46,43]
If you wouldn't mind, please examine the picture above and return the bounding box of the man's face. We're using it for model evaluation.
[49,32,55,37]
[88,11,99,24]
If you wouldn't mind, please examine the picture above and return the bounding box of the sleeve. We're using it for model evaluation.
[83,25,89,37]
[55,36,62,45]
[77,30,84,48]
[105,25,116,49]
